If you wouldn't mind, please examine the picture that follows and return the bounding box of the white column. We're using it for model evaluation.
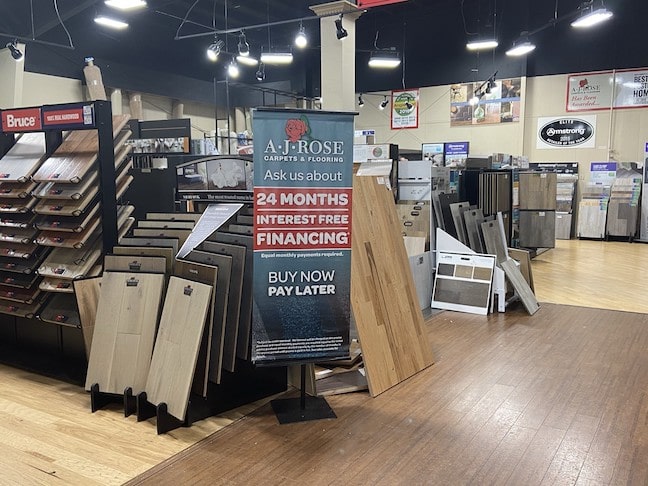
[0,42,26,108]
[110,88,123,115]
[172,99,184,119]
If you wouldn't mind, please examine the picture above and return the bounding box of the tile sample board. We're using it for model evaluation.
[351,175,434,397]
[175,260,221,391]
[432,251,495,315]
[438,192,459,238]
[112,246,175,275]
[555,212,573,240]
[85,271,165,394]
[481,218,508,264]
[184,250,235,373]
[73,276,102,358]
[199,240,248,360]
[38,293,80,327]
[145,277,211,421]
[519,172,557,210]
[520,210,556,248]
[500,258,540,315]
[0,132,47,182]
[209,232,253,360]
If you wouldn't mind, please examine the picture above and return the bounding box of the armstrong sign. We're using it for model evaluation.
[536,115,596,149]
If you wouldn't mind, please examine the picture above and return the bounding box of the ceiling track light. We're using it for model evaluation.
[256,63,266,81]
[238,32,250,57]
[260,51,293,65]
[295,22,307,49]
[335,14,348,40]
[358,94,364,107]
[237,55,258,66]
[571,2,613,28]
[506,40,536,57]
[466,38,499,51]
[227,60,240,78]
[368,50,401,69]
[5,40,23,62]
[207,38,224,62]
[379,96,389,110]
[94,15,129,30]
[104,0,147,10]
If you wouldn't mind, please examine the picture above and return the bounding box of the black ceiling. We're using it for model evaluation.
[0,0,644,105]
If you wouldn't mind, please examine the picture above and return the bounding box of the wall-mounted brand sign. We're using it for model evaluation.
[42,103,94,130]
[391,89,419,129]
[1,107,42,132]
[536,115,596,149]
[567,68,648,112]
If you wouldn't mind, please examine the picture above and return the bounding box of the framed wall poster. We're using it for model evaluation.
[391,89,419,129]
[613,68,648,108]
[566,71,614,112]
[450,78,521,127]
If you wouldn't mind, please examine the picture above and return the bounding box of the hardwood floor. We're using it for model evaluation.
[2,238,648,485]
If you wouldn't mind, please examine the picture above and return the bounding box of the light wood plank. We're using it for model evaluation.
[73,276,102,358]
[103,255,167,274]
[0,132,47,182]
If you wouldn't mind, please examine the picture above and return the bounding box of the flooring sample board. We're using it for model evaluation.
[463,208,486,253]
[606,200,638,238]
[0,197,36,213]
[507,248,535,292]
[500,258,540,315]
[432,251,495,315]
[133,228,191,246]
[0,284,41,304]
[555,212,572,240]
[112,246,175,275]
[0,271,39,289]
[438,192,459,238]
[395,203,431,240]
[0,180,38,199]
[145,277,212,421]
[481,219,508,264]
[519,172,557,210]
[73,276,102,358]
[0,213,36,229]
[33,170,99,200]
[39,276,75,293]
[409,252,433,311]
[35,216,101,248]
[34,189,98,216]
[430,191,446,230]
[0,226,37,244]
[199,240,248,360]
[85,271,165,394]
[0,293,47,318]
[38,293,80,327]
[316,369,368,396]
[103,255,167,274]
[0,241,39,259]
[37,243,101,280]
[577,199,608,239]
[145,212,202,222]
[0,132,47,182]
[0,248,49,274]
[449,202,471,245]
[236,214,253,225]
[226,224,253,236]
[519,210,556,248]
[403,236,426,257]
[137,220,195,230]
[175,260,221,392]
[209,231,253,360]
[184,250,235,373]
[118,237,179,254]
[351,175,434,397]
[34,203,101,233]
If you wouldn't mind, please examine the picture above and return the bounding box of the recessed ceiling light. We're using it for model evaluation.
[104,0,147,11]
[94,16,129,30]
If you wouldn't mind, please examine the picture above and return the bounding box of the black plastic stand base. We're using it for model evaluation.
[89,383,123,413]
[271,396,336,424]
[123,387,137,417]
[156,403,187,435]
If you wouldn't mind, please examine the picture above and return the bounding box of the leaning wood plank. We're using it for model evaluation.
[85,272,165,394]
[145,277,211,420]
[0,247,50,275]
[481,220,508,264]
[73,276,102,358]
[175,260,220,392]
[508,248,535,292]
[39,276,75,293]
[138,220,195,230]
[133,228,191,246]
[0,132,47,182]
[500,258,540,315]
[103,255,167,274]
[351,175,434,397]
[145,212,202,222]
[112,246,175,275]
[118,237,179,253]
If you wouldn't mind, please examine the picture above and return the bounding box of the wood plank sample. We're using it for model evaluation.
[508,247,535,292]
[118,237,179,254]
[0,132,47,182]
[500,258,540,316]
[85,272,165,394]
[145,212,202,222]
[0,247,49,274]
[351,175,434,396]
[0,284,41,304]
[39,277,75,293]
[138,220,195,230]
[0,213,36,229]
[519,210,556,248]
[0,180,38,198]
[463,208,486,253]
[226,224,253,236]
[0,197,36,213]
[133,228,191,246]
[0,226,37,244]
[35,216,101,248]
[34,189,98,216]
[103,255,167,274]
[34,203,101,233]
[145,277,212,421]
[0,293,47,318]
[199,240,248,360]
[112,246,175,275]
[73,276,102,358]
[449,202,471,245]
[33,170,99,200]
[209,232,253,360]
[37,243,101,280]
[0,241,39,259]
[519,172,557,210]
[184,250,235,372]
[38,293,80,327]
[175,260,221,392]
[0,271,39,289]
[481,219,508,264]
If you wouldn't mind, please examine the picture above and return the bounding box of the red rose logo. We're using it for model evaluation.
[285,118,308,142]
[579,78,588,88]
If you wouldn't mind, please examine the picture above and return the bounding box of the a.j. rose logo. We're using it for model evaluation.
[572,77,600,94]
[285,116,310,142]
[264,115,344,159]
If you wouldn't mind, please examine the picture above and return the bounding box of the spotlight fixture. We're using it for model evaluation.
[506,39,536,57]
[237,55,258,66]
[104,0,147,10]
[207,39,224,62]
[260,51,293,65]
[368,50,401,69]
[466,38,498,51]
[358,94,364,107]
[256,63,266,81]
[227,60,240,78]
[238,32,250,57]
[94,15,129,29]
[571,2,613,28]
[5,40,23,62]
[295,23,308,49]
[379,96,389,110]
[335,14,348,40]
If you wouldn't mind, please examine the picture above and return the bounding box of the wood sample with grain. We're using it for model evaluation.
[73,276,102,358]
[145,212,202,222]
[39,276,75,293]
[0,241,39,259]
[0,272,39,289]
[33,171,99,200]
[38,293,80,327]
[133,228,191,246]
[118,237,179,253]
[34,203,101,233]
[0,197,36,213]
[481,219,508,264]
[37,243,101,280]
[145,277,212,420]
[0,180,38,199]
[0,226,37,244]
[519,210,556,248]
[519,172,557,210]
[351,175,434,397]
[500,258,540,315]
[103,255,167,274]
[0,132,47,182]
[34,190,98,216]
[0,293,47,318]
[138,220,195,230]
[112,246,175,275]
[0,284,41,304]
[85,271,165,394]
[36,215,101,248]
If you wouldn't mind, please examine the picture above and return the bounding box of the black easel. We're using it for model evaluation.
[270,364,336,424]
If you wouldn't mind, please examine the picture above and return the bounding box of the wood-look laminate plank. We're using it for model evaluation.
[85,272,165,394]
[0,284,40,304]
[145,212,202,222]
[500,258,540,315]
[0,241,39,259]
[133,228,191,246]
[34,203,101,233]
[481,219,508,264]
[33,170,99,200]
[73,276,102,358]
[39,276,75,293]
[38,293,80,328]
[103,255,167,274]
[137,220,195,230]
[145,277,212,421]
[0,132,47,182]
[0,197,36,213]
[112,246,175,275]
[37,243,101,280]
[35,215,101,248]
[0,226,37,244]
[0,180,38,199]
[118,237,179,254]
[0,271,39,289]
[34,189,98,217]
[519,172,557,210]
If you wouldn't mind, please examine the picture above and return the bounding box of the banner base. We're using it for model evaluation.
[271,396,336,424]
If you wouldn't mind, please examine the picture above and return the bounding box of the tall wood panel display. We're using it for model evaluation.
[351,175,434,396]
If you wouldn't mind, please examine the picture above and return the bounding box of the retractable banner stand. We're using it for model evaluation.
[252,108,354,366]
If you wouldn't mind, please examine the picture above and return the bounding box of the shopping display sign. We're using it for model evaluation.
[1,107,42,132]
[251,108,354,365]
[536,115,596,149]
[42,103,95,129]
[450,77,522,126]
[444,141,469,166]
[566,71,614,111]
[391,89,419,129]
[613,69,648,108]
[590,162,617,186]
